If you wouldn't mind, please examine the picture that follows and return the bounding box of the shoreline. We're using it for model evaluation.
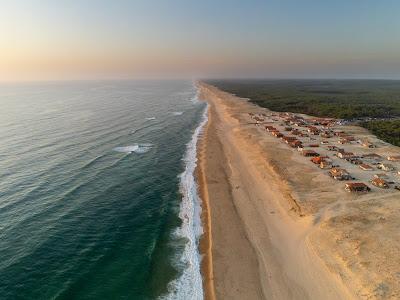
[195,82,400,299]
[196,103,216,300]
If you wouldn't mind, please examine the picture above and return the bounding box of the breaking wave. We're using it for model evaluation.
[160,103,208,300]
[113,144,153,154]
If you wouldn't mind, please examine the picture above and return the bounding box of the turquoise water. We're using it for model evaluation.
[0,81,206,299]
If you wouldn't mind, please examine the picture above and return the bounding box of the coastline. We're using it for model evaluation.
[196,82,400,299]
[196,82,353,299]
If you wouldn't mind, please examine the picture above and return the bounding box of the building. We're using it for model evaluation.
[387,155,400,162]
[334,131,346,136]
[360,139,375,148]
[345,183,370,193]
[371,178,389,188]
[265,126,278,131]
[362,153,383,161]
[321,131,332,138]
[378,163,395,171]
[272,131,283,138]
[307,126,320,135]
[291,129,301,135]
[359,164,373,171]
[349,158,363,165]
[289,140,302,148]
[320,161,332,169]
[282,136,297,143]
[338,136,355,144]
[329,168,351,180]
[311,156,326,164]
[374,173,389,179]
[337,152,354,159]
[327,145,339,151]
[265,126,277,132]
[302,150,320,157]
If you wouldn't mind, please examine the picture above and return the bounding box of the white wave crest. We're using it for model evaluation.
[145,117,156,121]
[160,103,208,300]
[113,144,153,154]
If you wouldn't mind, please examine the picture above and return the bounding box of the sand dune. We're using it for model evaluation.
[196,82,400,299]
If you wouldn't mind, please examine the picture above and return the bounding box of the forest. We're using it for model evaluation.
[208,79,400,146]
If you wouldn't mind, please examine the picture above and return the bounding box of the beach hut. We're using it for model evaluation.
[378,163,395,171]
[320,161,332,169]
[290,140,302,148]
[359,164,373,171]
[337,152,354,159]
[345,183,370,193]
[329,168,351,180]
[327,145,339,151]
[387,155,400,162]
[362,153,382,161]
[371,178,389,188]
[302,150,320,157]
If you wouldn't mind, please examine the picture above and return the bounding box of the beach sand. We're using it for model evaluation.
[196,82,400,299]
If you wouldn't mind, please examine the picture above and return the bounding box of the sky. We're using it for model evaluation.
[1,0,400,81]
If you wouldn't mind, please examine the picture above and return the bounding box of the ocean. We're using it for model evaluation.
[0,80,206,299]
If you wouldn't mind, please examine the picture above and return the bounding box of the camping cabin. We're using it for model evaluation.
[282,136,297,143]
[359,164,373,171]
[320,161,332,169]
[302,150,319,157]
[291,129,301,135]
[338,137,355,144]
[374,173,389,179]
[321,131,332,138]
[307,126,320,135]
[311,156,326,164]
[337,152,354,159]
[265,126,277,132]
[361,139,375,148]
[362,153,383,161]
[345,183,370,193]
[289,140,302,148]
[387,155,400,162]
[334,131,346,136]
[329,168,351,180]
[327,145,339,151]
[378,163,395,171]
[371,178,389,189]
[349,158,363,165]
[273,132,284,138]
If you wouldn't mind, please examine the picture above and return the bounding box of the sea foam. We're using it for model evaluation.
[113,144,153,154]
[160,103,208,300]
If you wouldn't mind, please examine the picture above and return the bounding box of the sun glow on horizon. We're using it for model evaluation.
[1,0,400,81]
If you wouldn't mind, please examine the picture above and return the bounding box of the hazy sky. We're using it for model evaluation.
[1,0,400,80]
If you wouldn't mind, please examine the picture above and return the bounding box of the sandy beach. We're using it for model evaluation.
[196,82,400,299]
